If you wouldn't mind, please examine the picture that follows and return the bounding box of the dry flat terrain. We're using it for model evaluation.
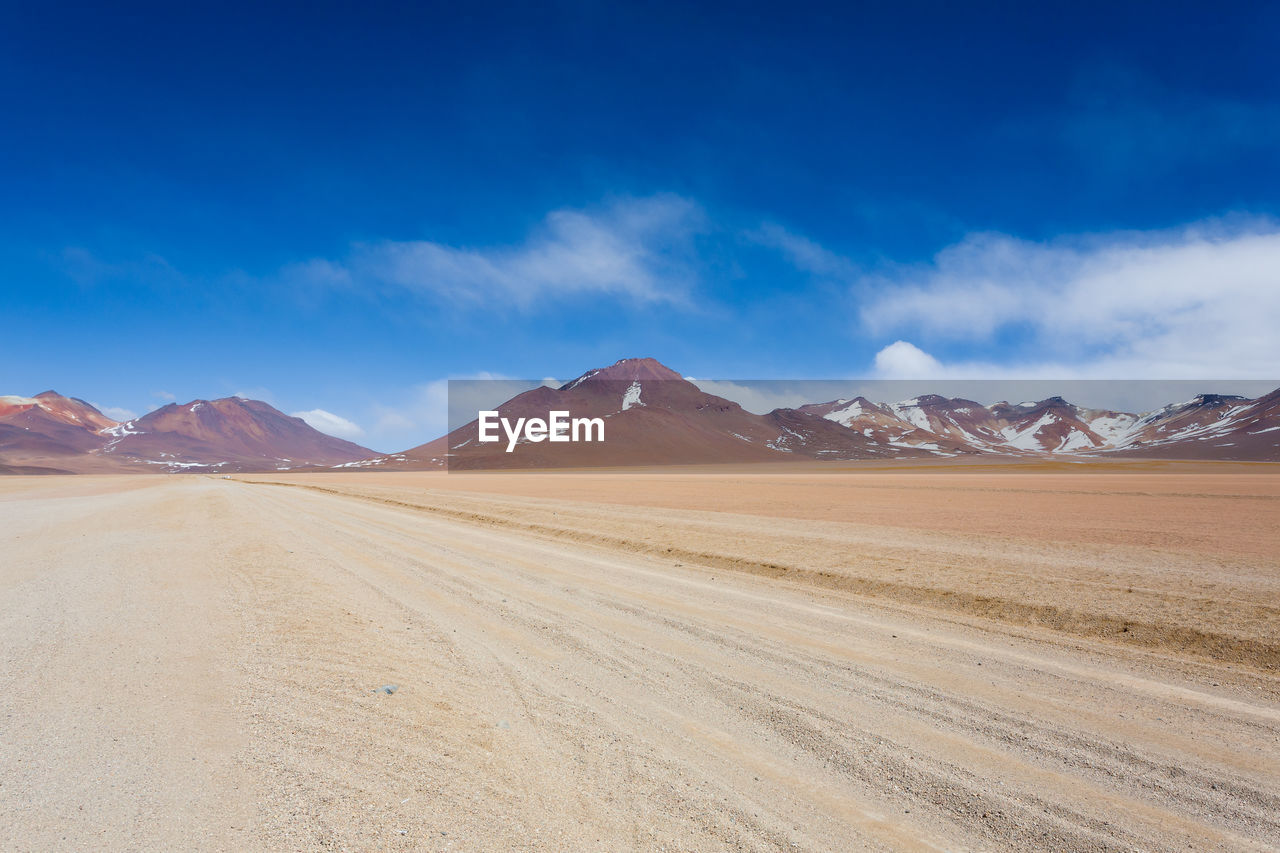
[2,465,1278,851]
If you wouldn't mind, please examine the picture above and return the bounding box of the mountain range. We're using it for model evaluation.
[380,358,1280,469]
[3,358,1278,473]
[0,392,374,474]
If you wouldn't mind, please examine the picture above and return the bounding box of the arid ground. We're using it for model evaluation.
[2,463,1278,851]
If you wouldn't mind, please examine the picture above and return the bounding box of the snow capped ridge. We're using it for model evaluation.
[399,363,1280,466]
[1187,394,1248,407]
[822,397,871,426]
[562,370,599,391]
[562,357,683,390]
[6,359,1278,471]
[795,384,1280,459]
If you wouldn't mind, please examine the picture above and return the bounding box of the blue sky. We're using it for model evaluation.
[4,1,1279,450]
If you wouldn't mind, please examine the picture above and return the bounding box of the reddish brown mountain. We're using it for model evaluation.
[800,394,1137,454]
[0,391,117,431]
[798,395,979,454]
[99,397,375,471]
[800,389,1279,460]
[0,392,125,473]
[1105,391,1280,460]
[380,360,1279,469]
[388,358,939,469]
[0,392,374,473]
[5,368,1278,474]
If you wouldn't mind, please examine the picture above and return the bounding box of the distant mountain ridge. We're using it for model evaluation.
[4,362,1278,474]
[799,389,1280,459]
[356,358,1280,470]
[0,392,374,474]
[387,357,929,470]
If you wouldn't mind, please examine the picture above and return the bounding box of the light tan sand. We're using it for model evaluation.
[2,469,1278,851]
[258,464,1280,668]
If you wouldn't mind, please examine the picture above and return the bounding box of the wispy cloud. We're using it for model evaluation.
[859,218,1280,378]
[1054,66,1280,175]
[60,248,183,289]
[369,373,506,448]
[292,408,366,440]
[749,223,858,279]
[229,386,278,405]
[287,195,705,309]
[365,374,567,449]
[91,404,138,422]
[685,379,814,414]
[370,380,451,442]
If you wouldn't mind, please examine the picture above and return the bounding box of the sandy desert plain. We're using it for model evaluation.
[2,459,1279,852]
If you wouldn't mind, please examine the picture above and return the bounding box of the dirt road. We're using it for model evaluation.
[2,474,1277,851]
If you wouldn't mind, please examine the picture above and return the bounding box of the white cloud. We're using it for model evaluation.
[61,248,182,289]
[152,390,176,401]
[371,381,450,441]
[367,373,552,449]
[750,223,857,279]
[872,341,944,378]
[687,379,812,414]
[859,219,1280,378]
[283,258,352,289]
[230,386,277,405]
[868,341,1090,380]
[1052,66,1280,175]
[292,408,366,440]
[290,195,704,308]
[92,404,138,422]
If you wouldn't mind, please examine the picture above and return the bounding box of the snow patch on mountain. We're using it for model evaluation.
[823,399,867,426]
[889,400,934,431]
[621,381,644,411]
[1084,413,1138,445]
[101,421,142,438]
[1000,412,1058,451]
